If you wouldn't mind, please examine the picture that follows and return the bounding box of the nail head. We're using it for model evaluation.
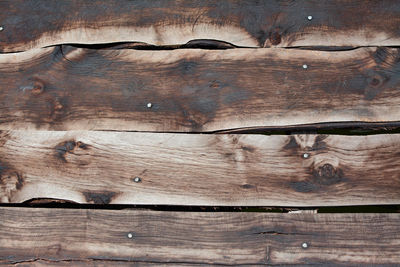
[0,26,3,31]
[147,103,152,108]
[302,153,310,159]
[307,15,313,20]
[127,233,133,239]
[133,177,142,183]
[302,64,308,69]
[302,242,308,248]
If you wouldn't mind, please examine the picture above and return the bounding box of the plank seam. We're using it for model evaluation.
[1,42,398,55]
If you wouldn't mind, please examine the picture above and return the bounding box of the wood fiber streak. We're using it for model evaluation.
[1,0,400,52]
[1,208,400,265]
[1,47,400,131]
[0,131,399,206]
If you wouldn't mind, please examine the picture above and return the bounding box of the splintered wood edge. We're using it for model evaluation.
[5,24,260,52]
[0,46,377,65]
[1,208,400,265]
[4,25,400,52]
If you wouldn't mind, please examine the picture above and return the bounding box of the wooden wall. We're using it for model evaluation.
[1,1,400,266]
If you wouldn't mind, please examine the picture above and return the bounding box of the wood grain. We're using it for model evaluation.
[1,207,400,265]
[1,46,400,131]
[1,131,400,206]
[1,0,400,52]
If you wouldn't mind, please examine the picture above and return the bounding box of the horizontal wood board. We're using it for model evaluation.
[1,131,400,206]
[1,207,400,265]
[1,1,400,266]
[1,0,400,52]
[1,47,400,131]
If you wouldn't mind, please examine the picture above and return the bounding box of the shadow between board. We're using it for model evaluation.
[0,201,399,213]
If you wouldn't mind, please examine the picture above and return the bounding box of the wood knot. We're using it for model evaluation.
[31,81,44,95]
[368,74,387,88]
[370,77,380,86]
[55,140,89,162]
[313,164,345,186]
[20,79,44,95]
[269,31,282,45]
[364,72,388,100]
[316,164,336,178]
[289,163,346,193]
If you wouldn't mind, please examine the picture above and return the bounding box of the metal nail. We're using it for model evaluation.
[133,177,142,183]
[307,15,313,20]
[302,242,308,248]
[127,233,133,238]
[302,153,310,159]
[0,26,3,31]
[302,64,308,69]
[147,103,152,108]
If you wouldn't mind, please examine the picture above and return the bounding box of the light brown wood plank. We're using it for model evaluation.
[1,131,399,206]
[1,0,400,52]
[1,47,400,131]
[1,207,400,265]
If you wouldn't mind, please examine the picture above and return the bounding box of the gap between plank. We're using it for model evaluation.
[92,121,400,136]
[0,202,399,213]
[48,42,400,52]
[2,39,397,54]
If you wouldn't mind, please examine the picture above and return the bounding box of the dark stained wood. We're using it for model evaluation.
[218,121,400,135]
[1,207,400,265]
[1,0,400,52]
[1,131,400,206]
[1,46,400,131]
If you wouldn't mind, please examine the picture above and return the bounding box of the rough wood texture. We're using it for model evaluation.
[1,0,400,52]
[1,131,400,206]
[1,46,400,131]
[1,207,400,265]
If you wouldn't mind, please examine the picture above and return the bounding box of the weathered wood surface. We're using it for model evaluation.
[11,262,181,267]
[1,46,400,131]
[1,131,400,206]
[1,0,400,52]
[1,207,400,265]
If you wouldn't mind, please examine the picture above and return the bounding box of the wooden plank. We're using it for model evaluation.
[11,262,175,267]
[1,0,400,52]
[1,131,400,206]
[1,47,400,131]
[1,207,400,265]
